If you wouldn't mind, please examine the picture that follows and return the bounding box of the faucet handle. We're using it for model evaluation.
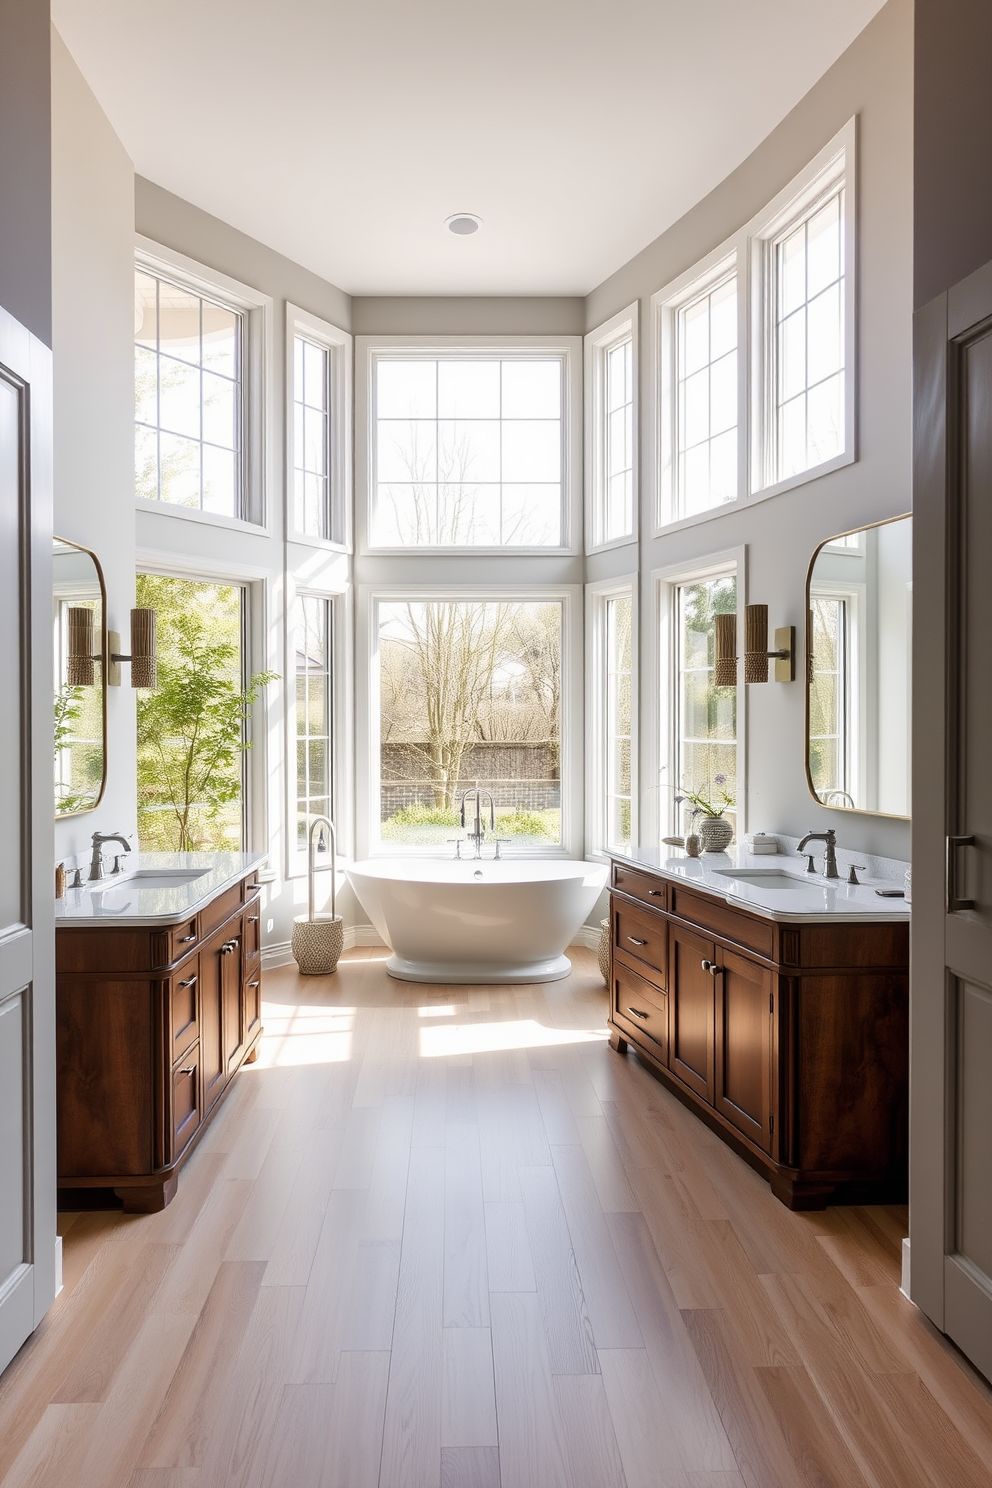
[112,854,127,875]
[493,838,511,860]
[447,839,463,860]
[802,853,816,873]
[847,864,866,886]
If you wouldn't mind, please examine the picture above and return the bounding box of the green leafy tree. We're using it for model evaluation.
[136,575,276,851]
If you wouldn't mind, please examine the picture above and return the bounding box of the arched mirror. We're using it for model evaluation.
[54,536,107,816]
[805,513,911,819]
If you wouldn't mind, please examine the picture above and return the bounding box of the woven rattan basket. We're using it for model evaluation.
[292,815,344,976]
[598,917,611,986]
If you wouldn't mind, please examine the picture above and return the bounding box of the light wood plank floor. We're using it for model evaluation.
[3,947,992,1487]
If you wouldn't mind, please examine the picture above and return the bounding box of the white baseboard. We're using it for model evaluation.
[263,922,601,970]
[901,1237,911,1299]
[55,1234,63,1297]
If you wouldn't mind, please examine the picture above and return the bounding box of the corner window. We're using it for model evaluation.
[362,341,579,550]
[586,307,637,549]
[374,597,563,850]
[288,306,352,546]
[134,271,244,517]
[587,581,635,854]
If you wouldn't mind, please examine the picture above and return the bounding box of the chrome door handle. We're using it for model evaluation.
[178,976,196,988]
[625,1006,649,1021]
[627,936,647,946]
[947,834,976,912]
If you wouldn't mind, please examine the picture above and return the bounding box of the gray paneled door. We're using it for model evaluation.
[0,305,55,1376]
[912,260,992,1382]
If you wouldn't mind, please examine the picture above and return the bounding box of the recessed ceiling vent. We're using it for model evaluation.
[445,213,482,235]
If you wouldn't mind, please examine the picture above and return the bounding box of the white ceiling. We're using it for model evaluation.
[52,0,885,298]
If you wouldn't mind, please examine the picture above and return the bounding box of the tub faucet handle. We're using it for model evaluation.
[493,838,511,860]
[447,839,463,860]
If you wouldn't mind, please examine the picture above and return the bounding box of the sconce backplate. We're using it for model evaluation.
[774,626,796,683]
[107,629,122,688]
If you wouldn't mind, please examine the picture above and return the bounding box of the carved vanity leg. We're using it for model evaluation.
[609,1028,628,1054]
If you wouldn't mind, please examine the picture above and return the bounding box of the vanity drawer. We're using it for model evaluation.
[670,886,775,959]
[243,895,261,962]
[613,963,668,1060]
[200,883,242,939]
[170,962,199,1061]
[169,918,199,962]
[172,1042,201,1157]
[613,902,668,985]
[612,864,667,911]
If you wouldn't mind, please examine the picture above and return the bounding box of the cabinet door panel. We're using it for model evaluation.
[715,949,774,1153]
[613,962,668,1060]
[670,925,715,1103]
[222,931,243,1075]
[199,927,227,1112]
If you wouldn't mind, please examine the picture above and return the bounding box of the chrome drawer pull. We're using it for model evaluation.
[221,940,239,954]
[248,980,259,990]
[627,936,647,946]
[178,976,196,988]
[626,1006,649,1021]
[178,934,196,944]
[247,915,259,923]
[648,889,662,896]
[701,959,721,977]
[178,1065,196,1077]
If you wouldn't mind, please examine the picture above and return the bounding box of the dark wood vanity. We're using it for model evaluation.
[56,863,263,1212]
[608,855,909,1208]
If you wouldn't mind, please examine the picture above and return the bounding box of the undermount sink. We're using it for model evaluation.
[92,869,209,890]
[709,868,812,890]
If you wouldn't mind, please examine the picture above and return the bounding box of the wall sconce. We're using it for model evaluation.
[109,609,158,689]
[66,607,98,687]
[713,606,795,685]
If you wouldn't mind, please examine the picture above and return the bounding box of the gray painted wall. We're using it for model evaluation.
[586,0,913,865]
[0,0,51,345]
[915,0,992,308]
[51,32,138,868]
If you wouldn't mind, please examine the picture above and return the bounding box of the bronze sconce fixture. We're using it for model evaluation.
[714,606,795,685]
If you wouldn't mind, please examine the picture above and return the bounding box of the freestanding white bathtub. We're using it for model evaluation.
[345,857,608,983]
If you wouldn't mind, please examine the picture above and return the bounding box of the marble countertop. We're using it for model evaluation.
[55,851,268,927]
[609,845,910,923]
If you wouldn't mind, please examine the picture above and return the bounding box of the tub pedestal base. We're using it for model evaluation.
[385,952,573,984]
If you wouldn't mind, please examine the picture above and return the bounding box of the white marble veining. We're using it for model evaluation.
[54,851,267,926]
[611,845,910,923]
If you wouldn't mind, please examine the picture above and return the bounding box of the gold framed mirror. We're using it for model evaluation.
[54,536,107,817]
[805,513,911,819]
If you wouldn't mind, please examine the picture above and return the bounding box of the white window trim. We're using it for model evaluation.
[286,304,353,552]
[285,580,354,877]
[585,575,638,860]
[584,304,639,553]
[647,546,747,848]
[135,235,275,532]
[355,335,582,557]
[133,558,272,859]
[356,583,582,860]
[650,118,856,538]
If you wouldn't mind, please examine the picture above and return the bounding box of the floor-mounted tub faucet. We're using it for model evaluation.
[459,788,496,859]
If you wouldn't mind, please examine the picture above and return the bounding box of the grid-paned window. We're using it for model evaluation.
[134,270,243,516]
[605,594,632,849]
[372,357,563,547]
[808,594,849,803]
[296,596,333,846]
[605,339,633,541]
[675,574,737,838]
[775,189,845,481]
[676,274,737,517]
[294,336,330,538]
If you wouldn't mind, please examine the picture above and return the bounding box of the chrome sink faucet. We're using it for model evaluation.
[459,788,495,859]
[797,828,840,879]
[89,831,132,881]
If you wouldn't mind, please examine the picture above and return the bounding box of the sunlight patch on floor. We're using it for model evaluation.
[419,1004,458,1017]
[419,1018,608,1058]
[249,1001,356,1066]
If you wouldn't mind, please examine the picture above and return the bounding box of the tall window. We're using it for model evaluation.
[293,336,330,538]
[135,575,249,851]
[808,593,853,803]
[674,574,737,838]
[295,596,333,845]
[676,272,737,518]
[605,338,634,541]
[604,594,632,849]
[134,270,243,516]
[774,187,846,481]
[377,599,563,848]
[371,356,564,548]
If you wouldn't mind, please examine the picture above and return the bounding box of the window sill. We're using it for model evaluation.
[287,531,352,555]
[585,532,638,557]
[136,498,270,538]
[653,445,856,539]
